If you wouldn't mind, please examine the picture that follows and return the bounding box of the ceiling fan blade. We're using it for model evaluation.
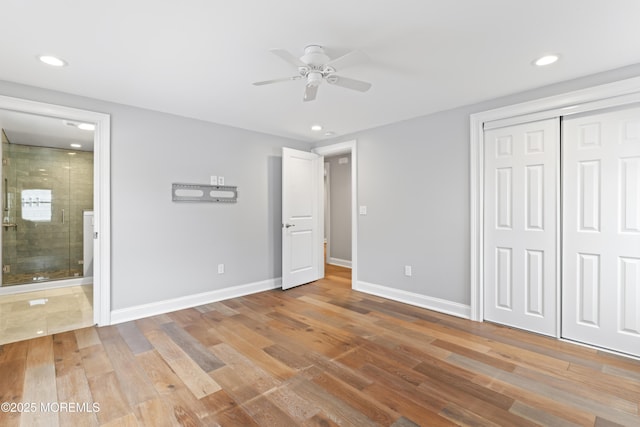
[253,76,302,86]
[326,75,372,92]
[303,84,318,102]
[326,50,368,71]
[270,48,307,68]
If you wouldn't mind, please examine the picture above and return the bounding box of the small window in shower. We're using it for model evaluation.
[21,189,52,222]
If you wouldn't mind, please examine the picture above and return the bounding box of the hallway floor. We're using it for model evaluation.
[0,284,93,345]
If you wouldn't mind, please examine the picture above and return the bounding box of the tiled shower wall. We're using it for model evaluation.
[2,136,93,284]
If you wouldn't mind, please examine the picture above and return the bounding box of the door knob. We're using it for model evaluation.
[283,223,295,228]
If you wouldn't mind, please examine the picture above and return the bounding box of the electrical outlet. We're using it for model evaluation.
[218,176,225,185]
[217,263,224,274]
[404,265,412,277]
[359,206,367,215]
[210,176,218,185]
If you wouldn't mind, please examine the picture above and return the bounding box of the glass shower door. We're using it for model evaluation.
[3,144,71,284]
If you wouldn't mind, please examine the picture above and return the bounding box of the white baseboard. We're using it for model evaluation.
[110,278,282,325]
[354,280,470,319]
[327,257,352,269]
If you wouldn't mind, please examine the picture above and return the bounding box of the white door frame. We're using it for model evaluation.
[470,76,640,324]
[313,140,358,286]
[0,95,111,326]
[324,161,331,259]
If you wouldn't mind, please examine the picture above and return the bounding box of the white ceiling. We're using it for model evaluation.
[0,110,94,151]
[1,0,640,143]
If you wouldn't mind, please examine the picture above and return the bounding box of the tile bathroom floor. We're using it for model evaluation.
[0,284,93,345]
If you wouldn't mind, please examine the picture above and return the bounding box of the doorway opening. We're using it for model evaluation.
[0,112,97,343]
[0,95,111,336]
[314,140,357,287]
[1,115,94,287]
[323,153,352,285]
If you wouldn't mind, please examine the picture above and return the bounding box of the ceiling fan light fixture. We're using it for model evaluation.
[534,54,559,67]
[307,71,323,86]
[253,45,372,102]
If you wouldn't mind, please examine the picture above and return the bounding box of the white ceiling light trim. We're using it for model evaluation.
[534,54,560,66]
[77,123,95,131]
[38,55,68,67]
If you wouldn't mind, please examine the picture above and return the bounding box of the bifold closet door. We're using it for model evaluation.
[562,107,640,357]
[484,119,558,336]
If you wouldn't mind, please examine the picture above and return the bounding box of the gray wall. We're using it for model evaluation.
[0,80,308,310]
[2,62,639,313]
[325,154,351,262]
[315,63,640,306]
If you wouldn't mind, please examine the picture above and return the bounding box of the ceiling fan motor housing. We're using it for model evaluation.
[300,45,330,67]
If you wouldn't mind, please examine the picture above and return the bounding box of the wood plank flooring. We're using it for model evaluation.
[2,265,640,426]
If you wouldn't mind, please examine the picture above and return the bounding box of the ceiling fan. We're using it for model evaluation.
[253,45,372,102]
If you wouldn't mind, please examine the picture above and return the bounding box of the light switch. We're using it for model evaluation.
[359,206,367,215]
[210,176,218,185]
[218,176,225,185]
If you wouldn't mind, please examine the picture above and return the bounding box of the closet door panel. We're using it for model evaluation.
[484,119,558,336]
[563,107,640,357]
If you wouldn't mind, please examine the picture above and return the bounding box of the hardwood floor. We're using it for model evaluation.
[2,266,640,426]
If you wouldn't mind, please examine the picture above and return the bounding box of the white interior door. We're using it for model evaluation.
[562,107,640,356]
[484,119,558,336]
[282,147,324,290]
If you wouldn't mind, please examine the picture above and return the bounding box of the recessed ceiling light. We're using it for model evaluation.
[77,123,95,131]
[70,143,82,148]
[311,124,323,131]
[38,55,67,67]
[534,54,559,67]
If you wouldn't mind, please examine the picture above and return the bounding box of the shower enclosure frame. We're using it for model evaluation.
[0,95,111,326]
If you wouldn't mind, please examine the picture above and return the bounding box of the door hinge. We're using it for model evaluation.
[94,232,98,239]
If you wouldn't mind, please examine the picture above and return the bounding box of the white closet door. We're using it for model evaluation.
[484,119,558,336]
[563,107,640,356]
